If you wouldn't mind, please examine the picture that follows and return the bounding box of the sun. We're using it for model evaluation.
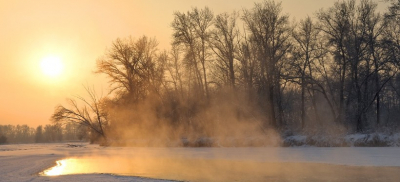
[40,55,64,77]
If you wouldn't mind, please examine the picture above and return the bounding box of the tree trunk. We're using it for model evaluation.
[301,75,306,129]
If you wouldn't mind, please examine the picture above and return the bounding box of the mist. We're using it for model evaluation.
[39,147,400,181]
[103,88,282,147]
[48,0,400,147]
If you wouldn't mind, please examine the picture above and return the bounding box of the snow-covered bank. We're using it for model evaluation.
[283,133,400,147]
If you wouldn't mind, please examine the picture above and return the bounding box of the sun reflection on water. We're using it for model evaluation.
[41,158,85,176]
[40,157,141,177]
[42,159,67,176]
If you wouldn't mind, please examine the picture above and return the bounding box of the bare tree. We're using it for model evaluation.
[242,0,292,128]
[172,7,214,98]
[96,36,162,102]
[237,31,258,94]
[316,0,396,131]
[356,0,386,128]
[317,0,355,124]
[386,0,400,18]
[383,0,400,70]
[290,16,324,128]
[34,125,44,143]
[210,11,240,88]
[51,86,108,143]
[166,44,185,98]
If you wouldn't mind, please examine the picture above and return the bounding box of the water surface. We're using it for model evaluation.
[40,147,400,181]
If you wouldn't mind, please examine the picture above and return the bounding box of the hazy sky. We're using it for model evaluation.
[0,0,389,127]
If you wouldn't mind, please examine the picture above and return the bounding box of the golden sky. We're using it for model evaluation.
[0,0,388,127]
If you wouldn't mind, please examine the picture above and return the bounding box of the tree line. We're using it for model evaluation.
[52,0,400,145]
[0,123,86,144]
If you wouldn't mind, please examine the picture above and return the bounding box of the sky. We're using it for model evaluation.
[0,0,389,127]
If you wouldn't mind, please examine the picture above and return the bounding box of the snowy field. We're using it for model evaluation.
[1,143,400,181]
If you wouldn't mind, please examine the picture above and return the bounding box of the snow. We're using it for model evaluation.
[2,143,400,181]
[283,133,400,147]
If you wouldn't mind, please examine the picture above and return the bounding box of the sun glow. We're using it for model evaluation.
[40,55,64,77]
[40,158,113,176]
[42,159,67,176]
[41,158,84,176]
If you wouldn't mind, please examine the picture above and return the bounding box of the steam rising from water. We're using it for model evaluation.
[41,156,400,182]
[105,90,285,147]
[40,148,400,181]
